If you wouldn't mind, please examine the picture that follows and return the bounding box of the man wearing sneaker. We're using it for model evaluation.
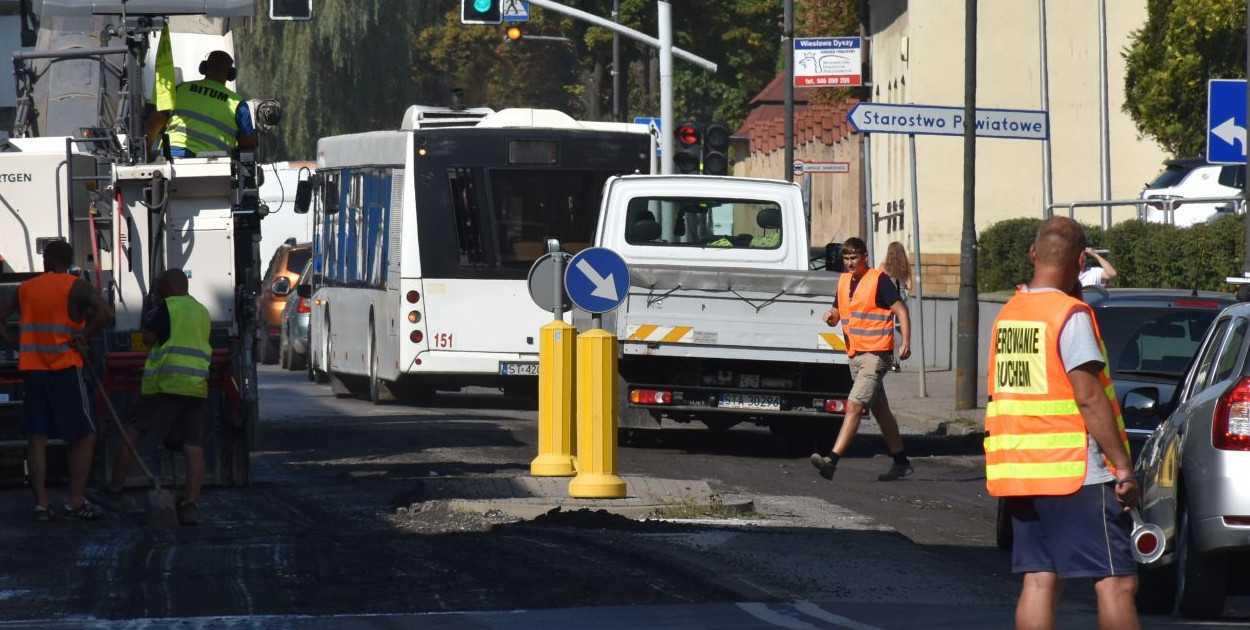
[986,217,1138,630]
[103,269,211,525]
[811,237,913,482]
[0,240,113,521]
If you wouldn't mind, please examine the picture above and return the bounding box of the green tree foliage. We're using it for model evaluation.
[1123,0,1247,157]
[237,1,857,159]
[979,215,1244,292]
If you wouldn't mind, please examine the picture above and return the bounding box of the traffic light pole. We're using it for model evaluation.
[525,0,718,175]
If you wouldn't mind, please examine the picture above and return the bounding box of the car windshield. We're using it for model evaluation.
[1094,306,1220,378]
[1145,164,1191,189]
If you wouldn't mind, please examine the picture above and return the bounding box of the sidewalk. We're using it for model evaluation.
[881,367,987,438]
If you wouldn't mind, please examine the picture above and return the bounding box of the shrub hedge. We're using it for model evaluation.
[976,214,1244,292]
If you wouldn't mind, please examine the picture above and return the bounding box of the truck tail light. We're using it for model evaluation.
[824,398,847,413]
[1214,376,1250,451]
[296,297,311,314]
[630,389,672,405]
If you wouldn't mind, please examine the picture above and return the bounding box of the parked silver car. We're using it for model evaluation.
[1133,300,1250,619]
[279,258,313,371]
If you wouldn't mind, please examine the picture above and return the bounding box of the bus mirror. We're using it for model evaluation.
[294,180,312,214]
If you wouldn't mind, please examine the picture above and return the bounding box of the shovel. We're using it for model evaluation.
[83,360,180,530]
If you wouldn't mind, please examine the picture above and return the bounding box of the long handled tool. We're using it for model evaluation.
[83,360,180,529]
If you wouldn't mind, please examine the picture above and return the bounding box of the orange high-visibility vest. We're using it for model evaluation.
[984,290,1129,497]
[17,273,84,371]
[837,268,895,357]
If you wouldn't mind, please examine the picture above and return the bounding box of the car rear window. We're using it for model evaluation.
[1146,165,1190,189]
[286,249,311,274]
[1095,306,1221,377]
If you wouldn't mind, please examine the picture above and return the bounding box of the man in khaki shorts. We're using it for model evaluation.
[811,237,914,482]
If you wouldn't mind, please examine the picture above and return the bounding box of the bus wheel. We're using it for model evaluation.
[368,325,394,405]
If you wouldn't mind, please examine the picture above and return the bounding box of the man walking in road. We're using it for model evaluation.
[99,269,211,526]
[986,217,1139,630]
[0,240,113,521]
[811,237,913,482]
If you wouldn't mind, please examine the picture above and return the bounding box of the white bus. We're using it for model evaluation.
[305,106,653,403]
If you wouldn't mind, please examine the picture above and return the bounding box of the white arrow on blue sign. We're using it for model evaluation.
[847,103,1048,140]
[1208,79,1247,165]
[564,247,630,314]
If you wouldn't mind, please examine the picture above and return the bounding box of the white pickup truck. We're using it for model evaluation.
[587,174,853,450]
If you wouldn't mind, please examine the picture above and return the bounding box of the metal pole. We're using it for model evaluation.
[1244,4,1250,277]
[659,1,673,175]
[956,0,978,410]
[1098,0,1111,229]
[908,134,927,397]
[612,0,621,122]
[864,135,875,266]
[1039,0,1053,213]
[784,0,794,184]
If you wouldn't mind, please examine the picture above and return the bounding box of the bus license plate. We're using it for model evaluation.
[499,362,539,376]
[719,393,781,411]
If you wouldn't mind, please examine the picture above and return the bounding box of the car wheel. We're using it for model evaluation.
[279,334,290,370]
[1175,504,1227,619]
[995,498,1013,552]
[258,336,279,365]
[290,348,306,372]
[1136,559,1177,615]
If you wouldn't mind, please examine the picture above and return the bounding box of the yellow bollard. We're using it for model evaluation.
[568,328,626,498]
[531,320,577,476]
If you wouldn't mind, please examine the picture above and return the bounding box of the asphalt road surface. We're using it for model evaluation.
[0,365,1244,629]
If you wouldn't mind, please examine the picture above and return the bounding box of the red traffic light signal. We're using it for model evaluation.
[674,122,703,174]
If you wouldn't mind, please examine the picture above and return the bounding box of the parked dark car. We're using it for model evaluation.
[1133,300,1250,619]
[995,287,1236,551]
[279,258,313,371]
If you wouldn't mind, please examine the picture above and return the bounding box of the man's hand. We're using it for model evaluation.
[1115,474,1140,510]
[898,342,912,361]
[822,308,839,327]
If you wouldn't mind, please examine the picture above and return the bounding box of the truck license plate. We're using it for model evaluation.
[719,393,781,411]
[499,362,539,376]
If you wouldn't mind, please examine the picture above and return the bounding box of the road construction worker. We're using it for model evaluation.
[0,240,113,521]
[99,268,211,526]
[145,50,258,158]
[811,236,914,482]
[986,216,1138,630]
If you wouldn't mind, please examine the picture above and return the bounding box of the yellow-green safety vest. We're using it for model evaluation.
[143,295,212,398]
[166,79,243,155]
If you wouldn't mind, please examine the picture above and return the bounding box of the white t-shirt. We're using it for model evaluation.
[1079,266,1107,288]
[1020,287,1115,485]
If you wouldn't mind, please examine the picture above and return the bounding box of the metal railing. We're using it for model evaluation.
[1045,195,1246,227]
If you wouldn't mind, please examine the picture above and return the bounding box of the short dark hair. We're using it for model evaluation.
[842,237,867,255]
[43,240,73,268]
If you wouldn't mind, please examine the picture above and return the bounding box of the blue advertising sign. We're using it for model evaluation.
[1208,79,1247,165]
[564,247,629,314]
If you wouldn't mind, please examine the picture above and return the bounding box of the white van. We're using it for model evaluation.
[1140,158,1242,227]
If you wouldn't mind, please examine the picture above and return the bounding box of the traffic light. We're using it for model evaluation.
[269,0,312,21]
[461,0,502,24]
[702,122,730,176]
[505,25,523,41]
[673,122,703,174]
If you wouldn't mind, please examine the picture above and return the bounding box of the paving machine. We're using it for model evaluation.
[0,0,283,486]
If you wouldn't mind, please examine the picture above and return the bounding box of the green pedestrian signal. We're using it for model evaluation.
[461,0,502,24]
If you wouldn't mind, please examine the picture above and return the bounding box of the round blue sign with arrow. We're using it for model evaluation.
[564,247,630,314]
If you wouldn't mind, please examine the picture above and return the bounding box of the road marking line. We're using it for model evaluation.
[794,601,887,630]
[737,602,820,629]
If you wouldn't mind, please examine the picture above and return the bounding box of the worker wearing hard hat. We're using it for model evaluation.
[145,50,258,158]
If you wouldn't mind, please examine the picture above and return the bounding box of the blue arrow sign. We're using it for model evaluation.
[847,103,1048,140]
[1208,79,1247,165]
[564,247,629,314]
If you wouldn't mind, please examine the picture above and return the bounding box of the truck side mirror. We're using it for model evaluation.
[294,180,312,214]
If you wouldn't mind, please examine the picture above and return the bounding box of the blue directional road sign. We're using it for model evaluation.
[564,247,629,314]
[1208,79,1247,165]
[847,103,1048,140]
